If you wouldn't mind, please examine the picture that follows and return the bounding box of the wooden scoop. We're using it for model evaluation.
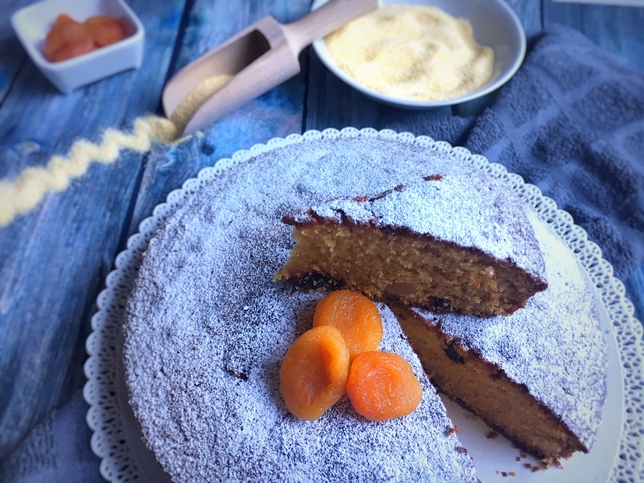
[162,0,378,136]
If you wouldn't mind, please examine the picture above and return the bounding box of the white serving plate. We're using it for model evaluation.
[84,128,643,482]
[311,0,526,108]
[11,0,145,94]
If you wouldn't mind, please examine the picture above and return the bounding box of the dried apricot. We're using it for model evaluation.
[55,14,75,25]
[84,15,127,47]
[347,351,422,421]
[50,37,96,62]
[280,326,350,420]
[313,290,383,361]
[45,20,94,61]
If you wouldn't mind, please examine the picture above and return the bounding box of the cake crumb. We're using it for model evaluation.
[515,456,521,461]
[486,431,498,439]
[424,174,444,181]
[524,463,532,469]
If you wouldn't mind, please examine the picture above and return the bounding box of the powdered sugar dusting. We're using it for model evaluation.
[412,209,607,449]
[302,174,546,280]
[123,137,479,482]
[123,136,606,480]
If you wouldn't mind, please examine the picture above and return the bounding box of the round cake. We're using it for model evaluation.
[123,135,607,481]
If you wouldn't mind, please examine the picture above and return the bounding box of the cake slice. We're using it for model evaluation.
[275,174,547,317]
[390,211,607,461]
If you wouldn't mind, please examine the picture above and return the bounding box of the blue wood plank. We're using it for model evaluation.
[127,0,311,237]
[544,0,644,71]
[625,265,644,325]
[0,0,34,104]
[0,0,186,459]
[506,0,543,39]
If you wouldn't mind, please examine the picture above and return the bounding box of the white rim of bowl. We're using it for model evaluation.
[311,0,527,107]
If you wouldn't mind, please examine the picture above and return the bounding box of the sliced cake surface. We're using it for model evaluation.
[393,209,607,459]
[123,138,480,482]
[276,175,547,317]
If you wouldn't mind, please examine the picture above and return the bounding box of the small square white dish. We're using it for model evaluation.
[11,0,145,94]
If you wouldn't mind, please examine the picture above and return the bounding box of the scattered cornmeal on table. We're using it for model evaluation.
[324,4,494,101]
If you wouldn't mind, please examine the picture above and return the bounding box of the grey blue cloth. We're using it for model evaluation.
[0,392,102,483]
[468,24,644,279]
[2,23,643,483]
[392,24,644,279]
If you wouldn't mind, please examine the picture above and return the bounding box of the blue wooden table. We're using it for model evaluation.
[1,0,643,464]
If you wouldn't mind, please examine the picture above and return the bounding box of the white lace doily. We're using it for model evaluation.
[83,128,644,482]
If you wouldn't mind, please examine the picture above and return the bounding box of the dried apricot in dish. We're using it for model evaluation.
[54,14,74,25]
[313,290,383,361]
[43,14,128,62]
[347,351,422,422]
[44,18,96,62]
[280,326,350,420]
[84,15,127,47]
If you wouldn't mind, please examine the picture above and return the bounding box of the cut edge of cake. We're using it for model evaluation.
[391,303,590,462]
[275,176,548,317]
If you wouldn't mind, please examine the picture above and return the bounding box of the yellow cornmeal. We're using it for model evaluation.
[0,116,177,226]
[325,5,494,101]
[171,74,232,133]
[0,73,234,227]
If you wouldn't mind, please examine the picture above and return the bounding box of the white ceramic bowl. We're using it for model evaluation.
[312,0,526,108]
[11,0,145,94]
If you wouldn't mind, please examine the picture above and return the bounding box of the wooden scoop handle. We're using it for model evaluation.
[283,0,378,54]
